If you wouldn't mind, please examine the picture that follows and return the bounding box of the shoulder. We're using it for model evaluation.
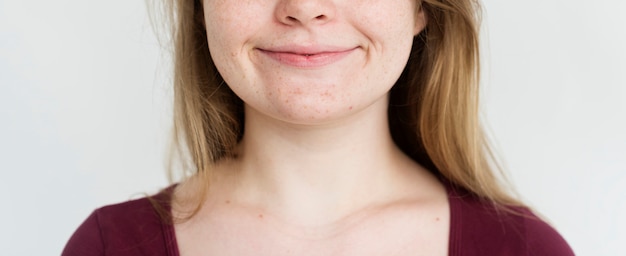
[62,187,176,256]
[448,184,575,255]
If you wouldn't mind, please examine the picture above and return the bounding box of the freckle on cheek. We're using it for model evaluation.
[320,91,333,97]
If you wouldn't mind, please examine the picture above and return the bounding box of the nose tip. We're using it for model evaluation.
[276,0,336,26]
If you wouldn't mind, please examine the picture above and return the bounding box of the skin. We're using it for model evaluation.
[204,0,422,124]
[174,0,450,255]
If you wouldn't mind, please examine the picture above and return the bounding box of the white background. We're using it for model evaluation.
[1,0,624,255]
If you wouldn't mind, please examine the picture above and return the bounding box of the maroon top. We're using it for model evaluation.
[62,183,575,255]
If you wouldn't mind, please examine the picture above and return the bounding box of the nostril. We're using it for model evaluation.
[281,13,331,25]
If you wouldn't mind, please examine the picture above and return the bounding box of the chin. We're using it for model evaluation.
[268,104,355,126]
[262,96,387,127]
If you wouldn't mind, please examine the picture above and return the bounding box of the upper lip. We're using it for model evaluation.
[257,45,358,55]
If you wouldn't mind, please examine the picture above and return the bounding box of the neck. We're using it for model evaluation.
[218,97,436,226]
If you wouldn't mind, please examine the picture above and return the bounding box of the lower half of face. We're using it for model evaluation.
[204,0,421,125]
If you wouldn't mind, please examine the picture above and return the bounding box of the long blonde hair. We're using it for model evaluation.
[157,0,521,214]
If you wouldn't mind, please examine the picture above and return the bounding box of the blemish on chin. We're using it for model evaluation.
[349,106,353,110]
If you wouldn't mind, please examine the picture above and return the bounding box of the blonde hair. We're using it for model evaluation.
[156,0,521,215]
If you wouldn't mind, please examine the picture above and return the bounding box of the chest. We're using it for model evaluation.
[174,207,449,256]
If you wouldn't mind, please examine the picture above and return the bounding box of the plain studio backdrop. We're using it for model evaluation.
[1,0,624,255]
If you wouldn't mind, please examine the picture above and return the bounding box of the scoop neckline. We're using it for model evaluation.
[159,181,461,256]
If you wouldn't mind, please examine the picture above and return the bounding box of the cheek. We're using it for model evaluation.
[203,1,266,54]
[362,10,416,76]
[203,5,255,92]
[204,0,254,63]
[351,1,417,63]
[355,0,416,30]
[204,1,274,77]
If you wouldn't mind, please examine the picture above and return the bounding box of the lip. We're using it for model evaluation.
[256,45,358,68]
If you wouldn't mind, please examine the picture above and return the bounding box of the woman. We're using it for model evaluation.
[63,0,574,255]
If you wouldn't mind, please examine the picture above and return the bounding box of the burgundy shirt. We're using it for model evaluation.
[62,184,575,255]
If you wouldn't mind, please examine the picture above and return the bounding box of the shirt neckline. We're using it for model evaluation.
[160,181,461,256]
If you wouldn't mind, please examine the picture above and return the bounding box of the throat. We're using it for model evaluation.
[217,141,438,229]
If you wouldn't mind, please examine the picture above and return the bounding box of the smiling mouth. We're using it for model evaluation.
[257,48,357,68]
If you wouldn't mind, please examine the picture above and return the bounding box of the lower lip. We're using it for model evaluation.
[258,48,356,68]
